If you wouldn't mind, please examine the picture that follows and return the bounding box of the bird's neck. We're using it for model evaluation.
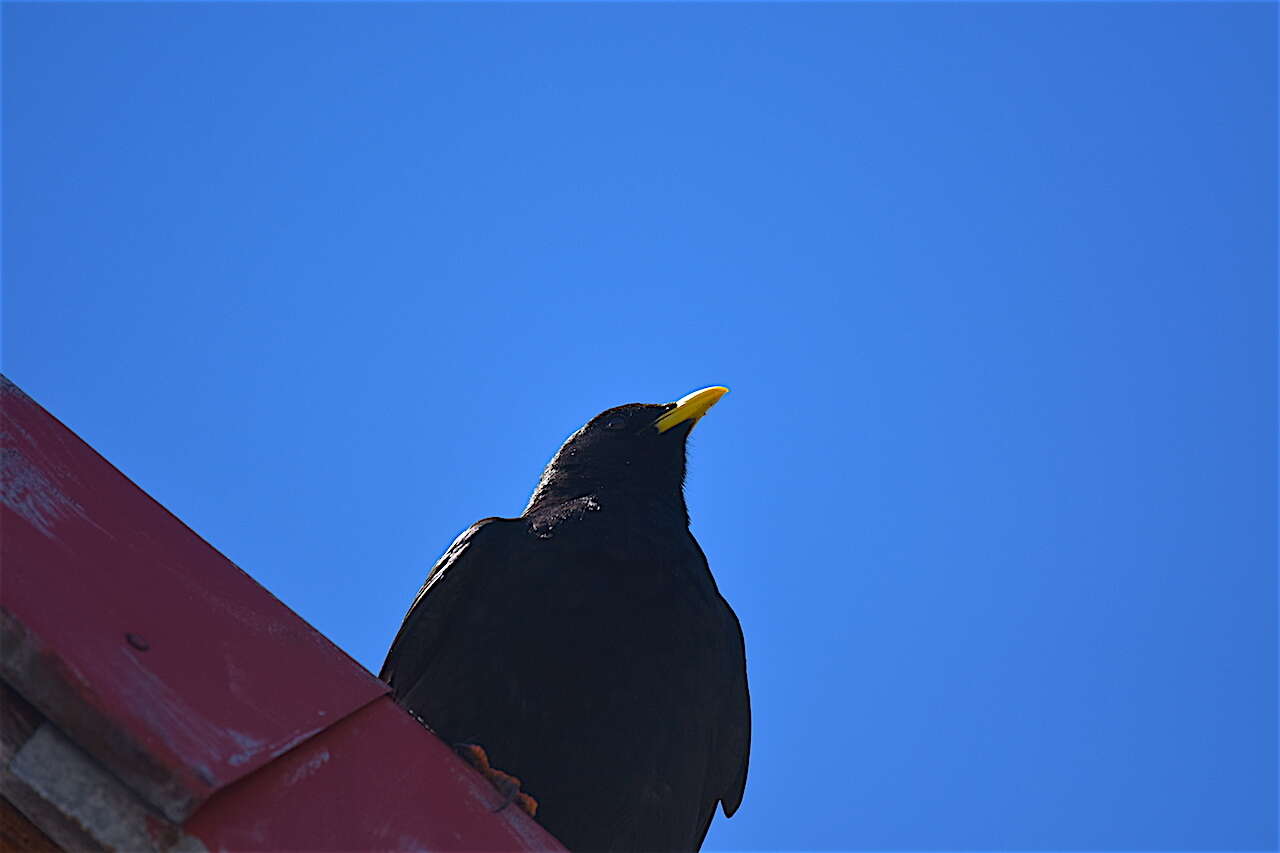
[524,474,690,527]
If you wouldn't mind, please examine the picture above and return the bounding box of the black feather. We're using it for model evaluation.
[380,400,750,853]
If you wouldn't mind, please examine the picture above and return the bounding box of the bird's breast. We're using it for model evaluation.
[505,505,727,702]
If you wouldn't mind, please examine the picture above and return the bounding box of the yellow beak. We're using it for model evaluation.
[653,386,729,434]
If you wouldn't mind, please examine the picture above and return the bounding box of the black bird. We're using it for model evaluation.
[380,387,750,853]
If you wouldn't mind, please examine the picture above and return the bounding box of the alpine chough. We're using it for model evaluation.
[380,387,750,852]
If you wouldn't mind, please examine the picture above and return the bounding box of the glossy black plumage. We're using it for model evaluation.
[379,400,750,853]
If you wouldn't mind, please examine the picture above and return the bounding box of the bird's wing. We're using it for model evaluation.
[717,606,751,817]
[378,517,510,691]
[688,602,751,851]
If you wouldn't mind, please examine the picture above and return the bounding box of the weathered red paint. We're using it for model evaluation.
[1,375,563,849]
[0,376,388,820]
[186,696,565,851]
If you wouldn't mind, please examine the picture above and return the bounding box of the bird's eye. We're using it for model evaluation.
[603,417,627,431]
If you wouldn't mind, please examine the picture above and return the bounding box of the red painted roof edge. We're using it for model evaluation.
[0,374,387,819]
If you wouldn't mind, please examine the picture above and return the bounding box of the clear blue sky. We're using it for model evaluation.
[4,3,1275,850]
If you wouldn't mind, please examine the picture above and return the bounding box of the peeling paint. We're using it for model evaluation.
[283,749,330,786]
[225,730,266,767]
[225,723,326,768]
[266,725,327,762]
[2,376,486,847]
[109,652,238,776]
[0,445,91,539]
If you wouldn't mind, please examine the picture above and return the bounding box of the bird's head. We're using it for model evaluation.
[524,387,728,519]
